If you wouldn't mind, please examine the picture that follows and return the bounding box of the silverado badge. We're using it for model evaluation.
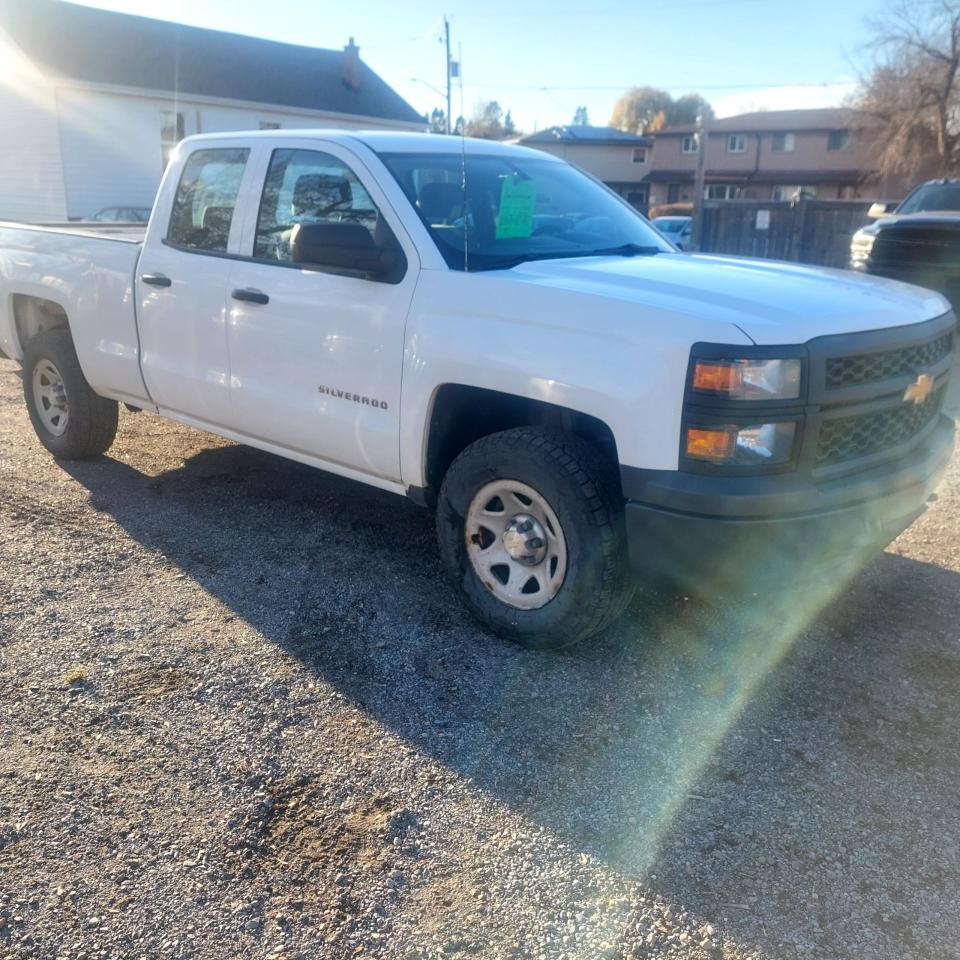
[903,373,934,406]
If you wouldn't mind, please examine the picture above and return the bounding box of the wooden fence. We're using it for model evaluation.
[699,199,872,269]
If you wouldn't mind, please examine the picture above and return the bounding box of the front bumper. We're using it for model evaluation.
[623,414,955,590]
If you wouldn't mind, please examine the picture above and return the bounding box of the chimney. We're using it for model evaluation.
[343,38,361,90]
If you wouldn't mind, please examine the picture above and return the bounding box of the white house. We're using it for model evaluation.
[0,0,426,222]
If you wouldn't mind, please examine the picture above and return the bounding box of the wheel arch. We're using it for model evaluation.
[7,291,72,359]
[418,383,621,506]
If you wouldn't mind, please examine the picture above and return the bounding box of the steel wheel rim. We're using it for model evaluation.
[465,479,568,610]
[32,359,69,437]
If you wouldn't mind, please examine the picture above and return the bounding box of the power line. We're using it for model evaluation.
[457,0,773,18]
[459,80,856,92]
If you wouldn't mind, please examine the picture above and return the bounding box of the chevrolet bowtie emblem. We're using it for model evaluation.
[903,373,934,405]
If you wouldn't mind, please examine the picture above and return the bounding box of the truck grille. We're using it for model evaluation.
[871,227,960,267]
[825,332,954,388]
[815,386,946,466]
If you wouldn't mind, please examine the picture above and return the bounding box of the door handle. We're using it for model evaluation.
[232,288,270,305]
[141,273,172,287]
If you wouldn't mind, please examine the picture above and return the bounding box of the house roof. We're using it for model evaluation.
[0,0,424,125]
[518,125,652,146]
[657,108,875,136]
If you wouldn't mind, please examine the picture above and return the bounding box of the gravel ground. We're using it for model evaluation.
[2,356,960,960]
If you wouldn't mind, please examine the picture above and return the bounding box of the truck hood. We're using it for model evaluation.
[509,252,950,345]
[872,211,960,229]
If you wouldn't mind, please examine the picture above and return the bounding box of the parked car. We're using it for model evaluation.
[652,215,692,250]
[90,206,151,223]
[0,131,955,649]
[850,179,960,305]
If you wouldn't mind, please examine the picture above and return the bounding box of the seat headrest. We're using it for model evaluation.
[293,174,352,216]
[200,205,233,236]
[418,182,464,223]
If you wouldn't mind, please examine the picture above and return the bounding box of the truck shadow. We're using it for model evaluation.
[60,439,960,959]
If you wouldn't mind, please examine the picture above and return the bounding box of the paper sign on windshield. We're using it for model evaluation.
[496,177,537,239]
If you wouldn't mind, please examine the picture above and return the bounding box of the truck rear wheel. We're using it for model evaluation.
[436,427,634,649]
[23,329,118,460]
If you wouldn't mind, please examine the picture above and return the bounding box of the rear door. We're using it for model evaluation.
[223,140,419,483]
[136,144,255,427]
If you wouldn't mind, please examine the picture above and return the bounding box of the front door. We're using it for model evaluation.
[136,145,252,427]
[224,143,418,483]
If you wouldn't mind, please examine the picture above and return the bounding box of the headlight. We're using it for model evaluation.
[850,228,876,268]
[685,421,798,465]
[692,357,802,400]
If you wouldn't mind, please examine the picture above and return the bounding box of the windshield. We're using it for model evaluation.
[897,182,960,215]
[379,152,671,271]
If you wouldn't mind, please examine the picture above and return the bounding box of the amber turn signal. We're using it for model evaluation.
[692,361,741,394]
[685,426,736,462]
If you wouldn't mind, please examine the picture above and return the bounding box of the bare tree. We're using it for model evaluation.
[857,0,960,177]
[609,87,673,133]
[464,101,519,140]
[610,87,713,134]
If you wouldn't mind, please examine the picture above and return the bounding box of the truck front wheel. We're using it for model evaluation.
[436,427,634,649]
[23,329,118,460]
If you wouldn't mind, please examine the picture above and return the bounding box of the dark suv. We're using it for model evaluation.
[850,180,960,306]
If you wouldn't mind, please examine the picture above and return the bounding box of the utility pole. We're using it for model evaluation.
[444,16,452,135]
[690,111,708,251]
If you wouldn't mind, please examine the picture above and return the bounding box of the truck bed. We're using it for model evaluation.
[0,220,149,405]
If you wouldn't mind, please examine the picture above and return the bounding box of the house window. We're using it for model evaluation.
[771,132,795,153]
[771,184,816,201]
[632,147,647,164]
[681,135,698,154]
[726,134,746,154]
[827,129,850,151]
[259,121,281,130]
[160,110,186,171]
[705,183,739,200]
[666,183,682,203]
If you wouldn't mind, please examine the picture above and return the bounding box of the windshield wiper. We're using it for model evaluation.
[588,242,662,257]
[469,244,663,272]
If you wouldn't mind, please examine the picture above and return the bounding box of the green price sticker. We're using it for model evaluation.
[496,176,537,239]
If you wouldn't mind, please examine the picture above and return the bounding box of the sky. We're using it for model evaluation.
[65,0,883,130]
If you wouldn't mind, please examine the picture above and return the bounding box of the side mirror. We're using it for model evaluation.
[867,201,898,219]
[290,222,401,279]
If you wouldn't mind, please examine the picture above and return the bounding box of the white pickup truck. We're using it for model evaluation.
[1,131,955,648]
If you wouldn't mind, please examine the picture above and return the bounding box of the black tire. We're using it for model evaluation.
[436,427,635,649]
[22,329,118,460]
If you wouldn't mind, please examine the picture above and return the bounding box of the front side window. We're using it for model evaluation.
[681,135,698,154]
[727,134,746,153]
[166,148,249,253]
[380,151,671,272]
[254,148,384,263]
[771,132,795,153]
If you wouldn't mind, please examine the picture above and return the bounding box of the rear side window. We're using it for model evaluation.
[166,148,249,253]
